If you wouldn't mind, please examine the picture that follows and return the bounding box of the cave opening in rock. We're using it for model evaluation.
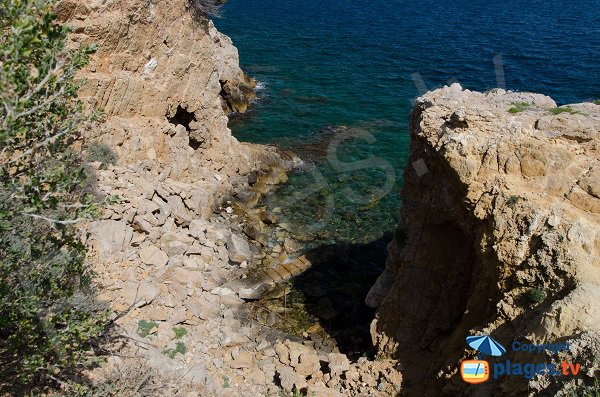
[168,105,196,132]
[168,105,204,150]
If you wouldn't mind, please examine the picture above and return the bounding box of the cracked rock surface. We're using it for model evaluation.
[369,84,600,396]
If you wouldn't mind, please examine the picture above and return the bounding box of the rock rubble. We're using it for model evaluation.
[64,0,401,395]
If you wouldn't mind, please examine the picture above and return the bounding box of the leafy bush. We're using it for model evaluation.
[189,0,228,17]
[0,0,107,392]
[86,141,117,165]
[525,288,546,303]
[162,341,187,359]
[593,100,600,106]
[173,326,187,339]
[137,319,158,337]
[508,102,530,113]
[549,106,581,115]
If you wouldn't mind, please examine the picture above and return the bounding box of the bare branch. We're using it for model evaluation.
[20,60,65,103]
[21,212,85,226]
[14,88,64,121]
[7,129,68,165]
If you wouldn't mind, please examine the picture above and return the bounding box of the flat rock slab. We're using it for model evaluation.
[227,255,312,300]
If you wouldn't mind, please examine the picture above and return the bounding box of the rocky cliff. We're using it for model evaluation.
[53,1,403,396]
[58,0,272,189]
[368,84,600,396]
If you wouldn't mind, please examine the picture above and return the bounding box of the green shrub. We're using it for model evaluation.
[86,141,118,165]
[549,106,580,115]
[526,288,546,303]
[162,341,187,359]
[506,195,524,207]
[593,100,600,105]
[173,326,187,339]
[508,102,530,113]
[137,319,158,337]
[0,0,107,392]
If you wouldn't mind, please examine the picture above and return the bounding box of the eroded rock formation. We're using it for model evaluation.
[58,0,266,186]
[368,84,600,396]
[54,1,402,395]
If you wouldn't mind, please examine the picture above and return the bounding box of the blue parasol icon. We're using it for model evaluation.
[466,335,506,357]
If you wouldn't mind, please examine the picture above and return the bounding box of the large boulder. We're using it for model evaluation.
[89,220,134,262]
[139,245,168,267]
[226,233,252,263]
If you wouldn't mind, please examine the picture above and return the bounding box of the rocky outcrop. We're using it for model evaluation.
[55,1,403,395]
[368,84,599,396]
[58,0,267,188]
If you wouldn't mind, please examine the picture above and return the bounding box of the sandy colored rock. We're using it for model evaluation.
[227,351,253,369]
[369,84,600,396]
[226,233,252,263]
[327,353,350,377]
[89,220,134,261]
[139,245,168,266]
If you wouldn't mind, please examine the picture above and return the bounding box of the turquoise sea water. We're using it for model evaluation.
[215,0,600,244]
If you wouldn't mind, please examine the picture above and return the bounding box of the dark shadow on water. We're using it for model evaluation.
[290,233,392,360]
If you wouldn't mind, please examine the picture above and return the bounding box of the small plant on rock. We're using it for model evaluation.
[508,102,531,113]
[506,195,524,208]
[526,288,546,303]
[163,341,187,359]
[86,141,118,165]
[291,388,307,397]
[173,326,187,339]
[593,100,600,106]
[548,106,581,115]
[137,319,158,337]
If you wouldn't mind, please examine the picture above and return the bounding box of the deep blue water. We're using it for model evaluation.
[215,0,600,244]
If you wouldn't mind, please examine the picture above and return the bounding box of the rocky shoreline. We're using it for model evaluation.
[85,148,401,396]
[66,0,402,395]
[63,0,599,395]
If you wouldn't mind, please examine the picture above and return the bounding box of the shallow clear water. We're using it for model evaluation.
[215,0,600,244]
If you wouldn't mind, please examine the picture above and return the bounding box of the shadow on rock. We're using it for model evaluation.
[289,233,392,360]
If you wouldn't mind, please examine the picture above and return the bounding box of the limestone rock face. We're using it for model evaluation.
[58,0,279,187]
[369,84,600,396]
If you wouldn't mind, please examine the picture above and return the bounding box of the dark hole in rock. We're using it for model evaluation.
[219,80,228,100]
[168,105,204,150]
[189,137,202,150]
[168,105,196,132]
